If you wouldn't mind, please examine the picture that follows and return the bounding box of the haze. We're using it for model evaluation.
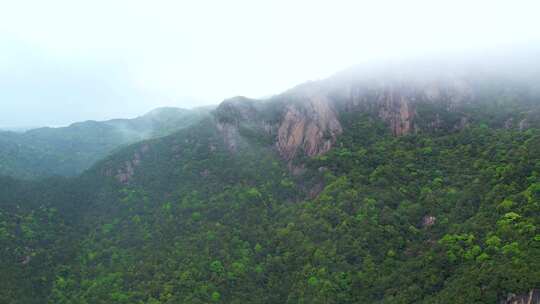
[1,0,539,128]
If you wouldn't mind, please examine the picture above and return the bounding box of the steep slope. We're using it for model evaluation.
[1,56,540,303]
[0,106,211,179]
[213,59,540,165]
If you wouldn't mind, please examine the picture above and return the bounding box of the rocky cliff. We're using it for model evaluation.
[214,91,343,161]
[501,289,540,304]
[275,90,342,160]
[214,62,538,162]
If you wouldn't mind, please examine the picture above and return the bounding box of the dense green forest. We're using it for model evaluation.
[1,114,539,303]
[0,107,209,179]
[1,71,539,303]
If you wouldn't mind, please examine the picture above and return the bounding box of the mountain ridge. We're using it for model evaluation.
[1,57,540,303]
[0,106,212,179]
[212,59,540,165]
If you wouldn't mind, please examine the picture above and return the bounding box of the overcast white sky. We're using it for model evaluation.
[1,0,540,127]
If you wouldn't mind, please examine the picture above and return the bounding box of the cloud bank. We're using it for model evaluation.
[1,0,539,127]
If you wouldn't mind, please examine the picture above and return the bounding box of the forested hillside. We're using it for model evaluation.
[0,107,210,179]
[0,62,539,303]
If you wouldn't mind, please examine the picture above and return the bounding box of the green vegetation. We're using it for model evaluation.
[0,107,209,179]
[0,102,539,303]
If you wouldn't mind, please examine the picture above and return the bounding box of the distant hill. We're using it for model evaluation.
[1,55,540,303]
[0,106,211,179]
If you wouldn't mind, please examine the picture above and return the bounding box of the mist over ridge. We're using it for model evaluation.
[2,2,540,303]
[2,0,540,127]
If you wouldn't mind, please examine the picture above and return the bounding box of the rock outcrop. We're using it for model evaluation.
[339,76,474,136]
[213,64,537,163]
[214,76,474,161]
[215,91,343,161]
[501,289,540,304]
[422,215,437,228]
[104,144,150,184]
[214,96,269,153]
[276,92,342,160]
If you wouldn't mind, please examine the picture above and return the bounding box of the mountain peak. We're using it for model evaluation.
[212,59,540,163]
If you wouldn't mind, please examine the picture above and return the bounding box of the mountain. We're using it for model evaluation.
[0,106,211,179]
[1,55,539,303]
[214,55,540,163]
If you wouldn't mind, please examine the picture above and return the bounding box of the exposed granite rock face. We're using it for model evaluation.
[213,65,540,163]
[519,118,530,131]
[276,93,342,160]
[422,215,437,228]
[216,96,259,124]
[376,89,415,136]
[214,96,269,153]
[504,118,514,129]
[501,289,540,304]
[104,144,149,184]
[339,77,474,136]
[214,76,474,161]
[216,121,240,152]
[115,160,136,184]
[215,93,342,160]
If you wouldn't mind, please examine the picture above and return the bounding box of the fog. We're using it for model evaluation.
[1,0,540,128]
